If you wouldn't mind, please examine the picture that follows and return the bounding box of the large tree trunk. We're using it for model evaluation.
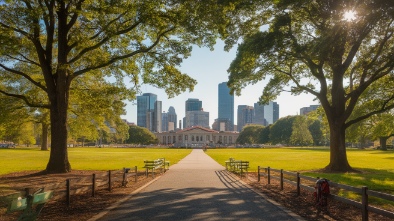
[45,4,72,173]
[379,137,388,151]
[46,96,71,173]
[41,123,49,151]
[324,123,353,172]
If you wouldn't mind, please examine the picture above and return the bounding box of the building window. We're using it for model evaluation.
[168,136,171,144]
[206,135,210,141]
[185,135,188,141]
[178,135,182,141]
[229,136,232,143]
[173,136,176,143]
[213,136,216,142]
[224,136,227,144]
[163,136,166,144]
[219,136,222,142]
[200,136,203,141]
[192,135,194,141]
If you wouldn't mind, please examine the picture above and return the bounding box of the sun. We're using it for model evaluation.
[343,10,357,21]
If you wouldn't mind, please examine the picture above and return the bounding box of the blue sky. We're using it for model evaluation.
[122,40,319,126]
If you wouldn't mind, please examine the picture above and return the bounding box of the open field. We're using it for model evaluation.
[0,147,192,175]
[207,147,394,210]
[206,148,394,194]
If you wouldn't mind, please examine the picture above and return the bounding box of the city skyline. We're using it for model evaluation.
[122,40,319,126]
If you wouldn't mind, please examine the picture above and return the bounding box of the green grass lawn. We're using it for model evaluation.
[206,147,394,208]
[0,147,192,175]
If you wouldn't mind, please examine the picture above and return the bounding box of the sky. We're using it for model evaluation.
[121,40,319,126]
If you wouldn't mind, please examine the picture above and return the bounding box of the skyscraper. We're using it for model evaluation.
[136,93,162,132]
[162,112,168,132]
[185,110,210,128]
[137,93,157,128]
[254,103,266,125]
[300,105,320,115]
[218,82,234,131]
[162,106,177,132]
[264,101,279,125]
[237,105,247,131]
[167,106,177,130]
[185,98,202,112]
[153,101,162,132]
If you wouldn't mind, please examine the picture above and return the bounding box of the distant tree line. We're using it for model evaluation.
[237,114,325,146]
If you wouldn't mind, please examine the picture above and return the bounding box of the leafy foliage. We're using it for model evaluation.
[222,0,394,171]
[126,125,158,145]
[290,116,313,146]
[0,0,222,172]
[270,116,296,145]
[236,124,264,144]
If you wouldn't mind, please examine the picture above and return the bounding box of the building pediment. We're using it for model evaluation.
[179,126,218,134]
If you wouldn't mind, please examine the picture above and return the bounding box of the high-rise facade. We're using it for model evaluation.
[162,112,168,132]
[237,105,254,131]
[300,105,320,115]
[167,106,177,130]
[137,93,162,132]
[185,110,210,128]
[137,93,157,128]
[161,106,177,132]
[218,82,234,131]
[264,101,279,125]
[185,98,202,112]
[153,101,162,132]
[253,103,265,125]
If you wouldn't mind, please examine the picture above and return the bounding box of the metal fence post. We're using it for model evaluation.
[135,166,138,182]
[108,170,112,191]
[92,174,96,197]
[297,172,300,196]
[362,186,369,221]
[258,166,260,182]
[268,167,271,184]
[66,179,71,206]
[280,169,284,190]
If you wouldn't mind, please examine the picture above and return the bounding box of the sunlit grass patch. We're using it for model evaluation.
[0,147,192,175]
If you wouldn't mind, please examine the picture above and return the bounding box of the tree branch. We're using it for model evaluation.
[0,64,48,92]
[345,96,394,128]
[72,27,175,78]
[0,89,50,109]
[68,20,142,64]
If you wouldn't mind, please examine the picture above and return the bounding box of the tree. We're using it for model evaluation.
[290,116,313,146]
[0,1,217,173]
[258,125,271,144]
[67,73,130,145]
[308,120,324,146]
[236,124,264,144]
[270,116,296,145]
[126,125,158,145]
[0,96,35,145]
[368,113,394,150]
[224,0,394,172]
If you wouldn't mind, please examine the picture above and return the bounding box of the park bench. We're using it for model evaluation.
[5,188,53,221]
[143,158,170,177]
[225,158,249,177]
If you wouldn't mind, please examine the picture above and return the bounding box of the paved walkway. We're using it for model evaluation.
[93,149,302,221]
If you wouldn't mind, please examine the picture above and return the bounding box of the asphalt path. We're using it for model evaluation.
[92,149,303,221]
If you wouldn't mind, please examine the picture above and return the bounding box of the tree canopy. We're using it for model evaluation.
[236,124,264,144]
[0,0,220,173]
[224,0,394,172]
[126,125,158,145]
